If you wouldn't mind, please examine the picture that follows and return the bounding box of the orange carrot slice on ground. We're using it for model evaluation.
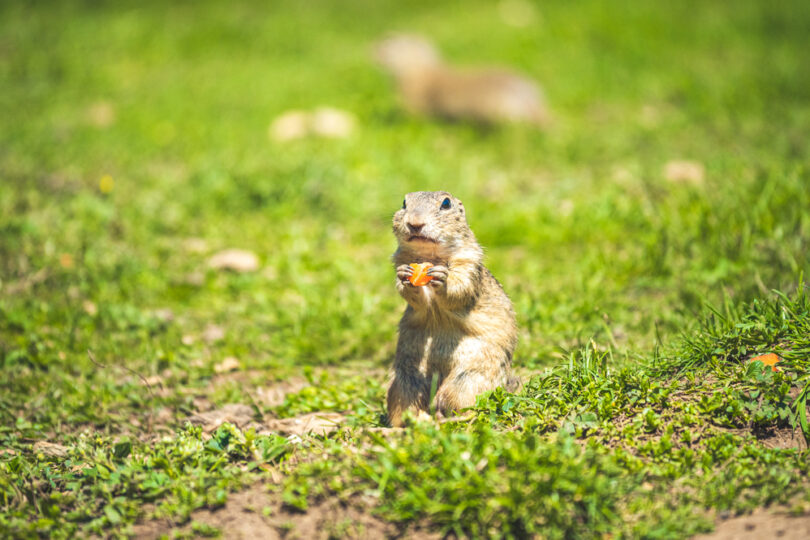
[749,353,781,372]
[408,262,433,287]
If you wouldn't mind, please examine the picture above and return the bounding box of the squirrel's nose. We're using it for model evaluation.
[407,222,424,234]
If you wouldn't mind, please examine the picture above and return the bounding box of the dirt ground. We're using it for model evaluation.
[693,509,810,540]
[128,383,809,539]
[131,484,442,540]
[754,426,809,451]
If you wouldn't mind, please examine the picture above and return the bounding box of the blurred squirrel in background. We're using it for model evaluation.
[375,34,549,126]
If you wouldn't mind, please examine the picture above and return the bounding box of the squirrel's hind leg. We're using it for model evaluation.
[434,338,510,415]
[386,371,430,427]
[434,370,494,416]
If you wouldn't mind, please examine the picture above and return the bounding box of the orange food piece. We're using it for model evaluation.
[749,353,781,372]
[408,262,433,287]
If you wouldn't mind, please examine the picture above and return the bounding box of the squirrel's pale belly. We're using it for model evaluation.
[398,318,508,380]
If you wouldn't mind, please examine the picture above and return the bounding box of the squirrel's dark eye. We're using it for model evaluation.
[402,199,406,209]
[441,197,451,210]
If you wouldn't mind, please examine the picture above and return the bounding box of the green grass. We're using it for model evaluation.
[283,288,810,538]
[1,0,809,538]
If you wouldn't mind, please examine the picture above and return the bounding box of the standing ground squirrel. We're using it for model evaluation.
[387,191,519,427]
[375,34,549,126]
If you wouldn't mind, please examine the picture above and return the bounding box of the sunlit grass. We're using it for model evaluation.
[1,0,809,537]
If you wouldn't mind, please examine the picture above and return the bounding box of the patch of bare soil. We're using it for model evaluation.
[185,405,345,437]
[255,378,311,408]
[207,368,293,392]
[693,509,810,540]
[32,441,69,458]
[207,364,384,409]
[133,485,440,540]
[129,365,366,440]
[753,426,808,451]
[186,404,258,432]
[263,412,344,437]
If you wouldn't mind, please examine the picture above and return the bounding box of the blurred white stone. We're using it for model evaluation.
[611,165,635,183]
[33,441,69,458]
[558,199,575,217]
[269,110,309,141]
[183,237,208,254]
[82,300,98,316]
[255,379,310,407]
[183,271,205,287]
[208,249,259,272]
[214,356,241,374]
[640,104,661,127]
[186,403,253,432]
[664,160,705,184]
[86,100,116,128]
[143,374,164,387]
[311,107,355,138]
[202,323,226,343]
[264,412,344,437]
[153,308,174,322]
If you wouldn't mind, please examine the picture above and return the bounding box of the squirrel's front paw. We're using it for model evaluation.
[396,264,414,283]
[427,265,448,287]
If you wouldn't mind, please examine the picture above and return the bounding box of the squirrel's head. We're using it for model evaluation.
[392,191,473,251]
[374,34,441,79]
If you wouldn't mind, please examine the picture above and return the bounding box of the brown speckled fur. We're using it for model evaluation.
[386,191,519,427]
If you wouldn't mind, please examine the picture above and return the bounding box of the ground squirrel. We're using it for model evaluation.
[387,191,519,427]
[375,34,549,126]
